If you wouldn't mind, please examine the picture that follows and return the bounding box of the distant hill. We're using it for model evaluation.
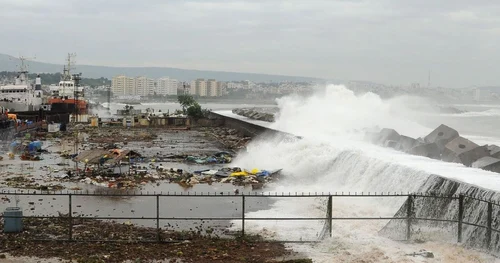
[0,53,321,82]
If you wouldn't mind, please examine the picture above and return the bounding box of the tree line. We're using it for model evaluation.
[0,71,111,87]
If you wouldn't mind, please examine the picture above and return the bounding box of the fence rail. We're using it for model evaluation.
[0,191,499,247]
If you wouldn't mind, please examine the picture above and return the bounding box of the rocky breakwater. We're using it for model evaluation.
[366,124,500,173]
[368,125,500,253]
[232,108,277,122]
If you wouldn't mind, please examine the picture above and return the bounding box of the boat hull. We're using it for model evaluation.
[48,99,88,114]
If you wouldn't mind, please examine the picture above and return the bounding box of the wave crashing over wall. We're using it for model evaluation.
[232,85,500,261]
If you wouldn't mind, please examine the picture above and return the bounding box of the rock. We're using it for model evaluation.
[457,145,490,167]
[472,157,500,173]
[441,137,481,165]
[231,108,275,122]
[487,145,500,158]
[384,140,399,149]
[408,143,441,160]
[397,136,420,152]
[424,124,459,150]
[376,128,400,146]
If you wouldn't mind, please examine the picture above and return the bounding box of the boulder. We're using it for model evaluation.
[376,128,400,146]
[441,137,480,164]
[472,157,500,173]
[424,124,459,150]
[408,143,441,160]
[487,145,500,158]
[397,136,421,152]
[384,140,399,149]
[457,145,491,167]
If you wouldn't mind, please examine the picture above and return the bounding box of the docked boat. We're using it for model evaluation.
[0,57,43,112]
[47,53,88,114]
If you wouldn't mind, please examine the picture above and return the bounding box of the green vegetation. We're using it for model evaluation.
[177,94,211,119]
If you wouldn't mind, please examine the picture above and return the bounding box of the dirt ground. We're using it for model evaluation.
[0,217,307,263]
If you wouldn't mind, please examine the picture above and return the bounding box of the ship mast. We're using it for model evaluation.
[63,53,76,81]
[61,53,76,99]
[17,56,35,85]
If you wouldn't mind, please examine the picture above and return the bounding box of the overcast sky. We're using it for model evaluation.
[1,0,499,87]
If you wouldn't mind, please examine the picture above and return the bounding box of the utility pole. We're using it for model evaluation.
[72,73,82,175]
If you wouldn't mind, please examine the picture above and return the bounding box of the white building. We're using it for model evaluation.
[207,79,222,97]
[156,77,178,96]
[111,75,126,95]
[135,76,148,96]
[112,75,136,96]
[190,79,207,96]
[112,75,177,96]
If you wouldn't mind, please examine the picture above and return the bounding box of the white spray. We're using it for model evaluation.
[231,84,500,263]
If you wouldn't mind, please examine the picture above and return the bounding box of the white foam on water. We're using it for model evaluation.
[231,84,500,262]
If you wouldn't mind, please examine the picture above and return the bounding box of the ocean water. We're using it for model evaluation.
[226,85,500,262]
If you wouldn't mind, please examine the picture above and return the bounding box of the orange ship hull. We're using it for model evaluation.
[48,98,88,113]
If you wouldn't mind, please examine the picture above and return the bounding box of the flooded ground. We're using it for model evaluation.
[0,127,274,236]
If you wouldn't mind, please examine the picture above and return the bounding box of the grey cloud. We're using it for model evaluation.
[1,0,499,87]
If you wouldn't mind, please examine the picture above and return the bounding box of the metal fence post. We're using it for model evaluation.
[242,195,245,238]
[487,202,492,249]
[156,195,160,242]
[406,195,413,241]
[68,194,73,241]
[458,195,464,243]
[327,195,333,237]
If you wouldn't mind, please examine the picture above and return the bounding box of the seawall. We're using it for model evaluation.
[380,174,500,255]
[206,112,500,254]
[196,112,300,140]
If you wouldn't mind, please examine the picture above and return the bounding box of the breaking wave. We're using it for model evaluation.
[232,84,500,262]
[439,109,500,117]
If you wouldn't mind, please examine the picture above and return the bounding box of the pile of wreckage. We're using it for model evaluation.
[48,149,283,189]
[166,152,233,164]
[367,124,500,173]
[156,166,283,189]
[8,140,44,161]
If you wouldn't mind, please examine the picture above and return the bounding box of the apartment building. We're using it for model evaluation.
[134,76,148,96]
[112,75,178,96]
[157,77,178,96]
[190,78,207,96]
[112,75,136,96]
[207,79,220,97]
[190,78,222,97]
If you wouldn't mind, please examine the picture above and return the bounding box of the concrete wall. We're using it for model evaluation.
[202,112,300,140]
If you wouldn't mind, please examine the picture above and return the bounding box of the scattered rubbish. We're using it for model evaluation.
[406,250,435,258]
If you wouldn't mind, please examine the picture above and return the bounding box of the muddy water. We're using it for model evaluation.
[0,129,272,235]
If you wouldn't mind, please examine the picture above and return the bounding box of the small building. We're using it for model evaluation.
[123,116,135,127]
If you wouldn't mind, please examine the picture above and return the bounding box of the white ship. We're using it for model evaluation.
[0,57,43,112]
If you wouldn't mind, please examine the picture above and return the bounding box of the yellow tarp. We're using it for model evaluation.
[230,171,249,177]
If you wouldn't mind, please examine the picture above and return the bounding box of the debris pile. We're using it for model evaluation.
[0,217,294,263]
[184,151,233,164]
[3,176,64,191]
[201,127,251,149]
[88,129,157,143]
